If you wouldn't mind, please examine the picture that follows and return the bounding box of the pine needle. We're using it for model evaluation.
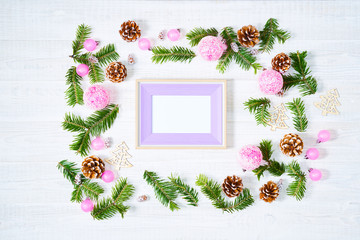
[286,98,308,132]
[243,97,271,126]
[72,24,92,56]
[186,27,218,47]
[168,174,199,207]
[286,160,307,201]
[151,46,196,64]
[259,18,290,53]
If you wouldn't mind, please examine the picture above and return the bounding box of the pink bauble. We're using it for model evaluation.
[198,36,227,61]
[237,145,263,171]
[102,170,115,183]
[317,130,331,143]
[81,198,94,212]
[83,39,97,52]
[305,148,319,160]
[83,85,110,110]
[138,38,151,50]
[91,136,105,151]
[76,64,89,77]
[309,168,322,181]
[258,69,283,94]
[167,29,180,41]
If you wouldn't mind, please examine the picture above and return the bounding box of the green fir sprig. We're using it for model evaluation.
[186,27,218,47]
[259,18,290,53]
[65,66,84,107]
[72,24,92,56]
[244,97,271,126]
[286,160,307,201]
[286,98,308,132]
[168,174,199,207]
[94,44,120,67]
[151,46,196,64]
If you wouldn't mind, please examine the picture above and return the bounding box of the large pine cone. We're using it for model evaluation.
[222,175,243,198]
[119,20,141,42]
[272,53,291,73]
[259,181,279,203]
[237,25,260,48]
[81,156,105,179]
[280,133,304,157]
[105,62,127,83]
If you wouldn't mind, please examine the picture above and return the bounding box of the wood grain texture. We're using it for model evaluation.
[1,0,360,239]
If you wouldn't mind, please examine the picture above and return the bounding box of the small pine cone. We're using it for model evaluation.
[237,25,260,48]
[259,181,279,203]
[222,175,243,198]
[158,30,165,40]
[106,62,127,83]
[81,156,105,179]
[128,54,135,64]
[272,53,291,73]
[280,133,304,157]
[119,20,141,42]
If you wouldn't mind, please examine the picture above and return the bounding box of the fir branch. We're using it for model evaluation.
[65,66,84,107]
[233,43,262,74]
[258,139,273,162]
[286,98,308,132]
[69,130,91,156]
[72,24,91,56]
[111,177,135,204]
[168,174,199,207]
[71,184,84,202]
[286,160,307,201]
[82,181,104,201]
[151,46,196,64]
[259,18,290,53]
[220,26,237,46]
[86,104,120,136]
[94,44,120,67]
[252,165,268,181]
[71,53,91,65]
[88,62,104,84]
[216,49,234,74]
[221,188,254,213]
[143,171,180,211]
[57,160,80,184]
[243,97,271,126]
[62,113,88,132]
[267,160,286,176]
[186,27,218,47]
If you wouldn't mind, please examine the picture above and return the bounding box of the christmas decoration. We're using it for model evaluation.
[105,142,133,171]
[237,25,260,48]
[280,133,304,157]
[167,29,181,41]
[105,62,127,83]
[221,175,243,198]
[104,137,111,148]
[309,168,322,181]
[128,54,135,64]
[88,55,98,63]
[317,130,331,143]
[259,181,279,203]
[258,69,283,95]
[119,20,141,42]
[152,46,196,63]
[314,89,340,115]
[286,160,307,201]
[266,103,289,131]
[76,64,89,77]
[137,195,149,202]
[138,38,152,50]
[74,174,82,185]
[186,27,218,46]
[244,97,271,126]
[238,145,263,171]
[65,66,84,107]
[101,170,115,183]
[168,174,199,207]
[197,36,227,61]
[81,198,94,212]
[196,174,254,213]
[259,18,290,53]
[91,136,105,151]
[286,98,308,132]
[84,85,110,110]
[272,52,291,73]
[305,148,319,160]
[83,39,98,52]
[158,30,165,40]
[282,51,318,96]
[230,42,239,52]
[81,155,105,179]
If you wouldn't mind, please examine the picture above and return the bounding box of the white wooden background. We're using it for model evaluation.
[1,0,360,239]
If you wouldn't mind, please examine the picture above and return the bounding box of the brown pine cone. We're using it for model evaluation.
[259,181,279,203]
[222,175,243,198]
[237,25,260,48]
[280,133,304,157]
[105,62,127,83]
[119,20,141,42]
[81,156,105,179]
[272,53,291,73]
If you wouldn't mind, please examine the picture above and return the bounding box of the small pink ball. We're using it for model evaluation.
[167,29,180,41]
[237,145,263,171]
[258,69,283,94]
[198,36,227,61]
[306,148,319,160]
[309,169,322,181]
[81,198,94,212]
[76,64,89,77]
[317,130,331,143]
[138,38,151,50]
[102,170,115,183]
[91,136,105,151]
[83,39,97,52]
[84,85,110,110]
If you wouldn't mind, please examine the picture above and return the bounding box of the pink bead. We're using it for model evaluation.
[198,36,227,61]
[138,38,151,50]
[83,39,97,52]
[167,29,180,41]
[102,170,115,183]
[317,130,331,143]
[76,64,89,77]
[81,198,94,212]
[309,169,322,181]
[91,136,105,151]
[84,85,110,110]
[305,148,319,160]
[258,69,283,95]
[237,145,263,171]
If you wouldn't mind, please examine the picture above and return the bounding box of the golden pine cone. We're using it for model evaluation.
[105,62,127,83]
[280,133,304,157]
[259,181,279,203]
[237,25,260,48]
[81,156,105,179]
[222,175,243,198]
[119,20,141,42]
[272,53,291,73]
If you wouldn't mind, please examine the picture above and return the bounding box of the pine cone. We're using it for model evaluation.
[272,53,291,73]
[81,156,105,179]
[119,20,141,42]
[105,62,127,83]
[237,25,260,48]
[222,175,243,198]
[259,181,279,203]
[280,133,304,157]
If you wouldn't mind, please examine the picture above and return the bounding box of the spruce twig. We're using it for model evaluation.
[94,43,120,67]
[286,160,307,201]
[244,98,271,126]
[65,67,84,107]
[72,24,91,56]
[259,18,290,53]
[186,27,218,47]
[151,46,196,64]
[88,62,104,84]
[168,174,199,207]
[286,98,308,132]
